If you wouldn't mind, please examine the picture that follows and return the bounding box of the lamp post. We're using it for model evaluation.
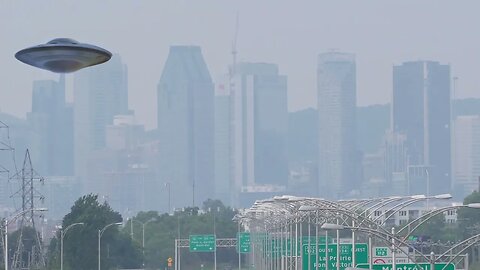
[391,227,396,270]
[425,168,430,209]
[3,208,48,270]
[375,194,452,225]
[60,222,84,270]
[165,182,171,214]
[299,205,320,270]
[130,219,155,250]
[321,223,345,270]
[98,222,122,270]
[130,218,155,267]
[232,214,242,270]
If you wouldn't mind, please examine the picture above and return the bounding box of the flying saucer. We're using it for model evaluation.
[15,38,112,73]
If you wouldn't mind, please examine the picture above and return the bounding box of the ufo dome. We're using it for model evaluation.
[15,38,112,73]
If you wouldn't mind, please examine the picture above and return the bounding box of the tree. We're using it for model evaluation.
[50,194,141,270]
[7,227,42,269]
[409,213,458,243]
[134,199,239,269]
[458,191,480,237]
[45,235,60,270]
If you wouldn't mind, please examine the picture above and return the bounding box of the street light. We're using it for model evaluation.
[322,223,383,270]
[165,182,172,215]
[130,218,156,267]
[299,205,321,270]
[322,222,390,270]
[232,214,242,270]
[321,223,345,270]
[60,222,85,270]
[3,207,48,270]
[98,222,122,270]
[372,194,452,225]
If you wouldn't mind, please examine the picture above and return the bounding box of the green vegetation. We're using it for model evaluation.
[46,194,141,270]
[126,199,238,269]
[45,196,238,269]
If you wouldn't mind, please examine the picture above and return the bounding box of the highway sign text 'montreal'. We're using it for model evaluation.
[189,235,216,252]
[356,262,455,270]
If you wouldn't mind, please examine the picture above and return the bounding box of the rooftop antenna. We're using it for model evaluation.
[230,12,239,77]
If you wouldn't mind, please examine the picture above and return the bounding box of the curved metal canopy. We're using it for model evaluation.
[15,38,112,73]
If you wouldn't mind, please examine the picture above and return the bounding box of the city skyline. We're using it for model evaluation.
[2,1,480,213]
[4,46,479,205]
[1,1,480,129]
[3,56,480,213]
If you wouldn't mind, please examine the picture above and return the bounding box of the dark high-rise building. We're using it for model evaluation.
[230,62,288,189]
[317,52,358,199]
[157,46,214,208]
[228,63,288,207]
[28,75,73,176]
[393,61,451,194]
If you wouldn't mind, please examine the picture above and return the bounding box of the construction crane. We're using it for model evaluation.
[230,12,239,78]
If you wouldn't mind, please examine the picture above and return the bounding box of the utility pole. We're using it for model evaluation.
[165,182,171,214]
[11,150,46,269]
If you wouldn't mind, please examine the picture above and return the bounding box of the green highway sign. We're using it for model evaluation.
[254,236,332,257]
[302,243,368,270]
[189,235,216,252]
[408,236,418,241]
[356,263,455,270]
[375,247,389,257]
[237,232,251,253]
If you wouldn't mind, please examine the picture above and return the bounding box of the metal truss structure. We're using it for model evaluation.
[9,150,45,270]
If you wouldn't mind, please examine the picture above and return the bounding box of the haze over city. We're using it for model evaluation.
[1,1,479,129]
[4,2,480,270]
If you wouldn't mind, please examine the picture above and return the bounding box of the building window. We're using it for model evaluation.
[399,211,407,217]
[374,210,382,217]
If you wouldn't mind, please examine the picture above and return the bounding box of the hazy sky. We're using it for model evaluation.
[1,1,479,129]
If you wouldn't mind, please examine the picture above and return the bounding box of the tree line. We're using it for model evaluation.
[44,195,238,270]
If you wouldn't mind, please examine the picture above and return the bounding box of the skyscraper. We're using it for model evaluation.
[453,116,480,197]
[393,61,451,195]
[383,130,409,195]
[74,54,129,192]
[230,62,288,205]
[157,46,214,208]
[317,52,357,198]
[214,79,231,205]
[28,75,73,176]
